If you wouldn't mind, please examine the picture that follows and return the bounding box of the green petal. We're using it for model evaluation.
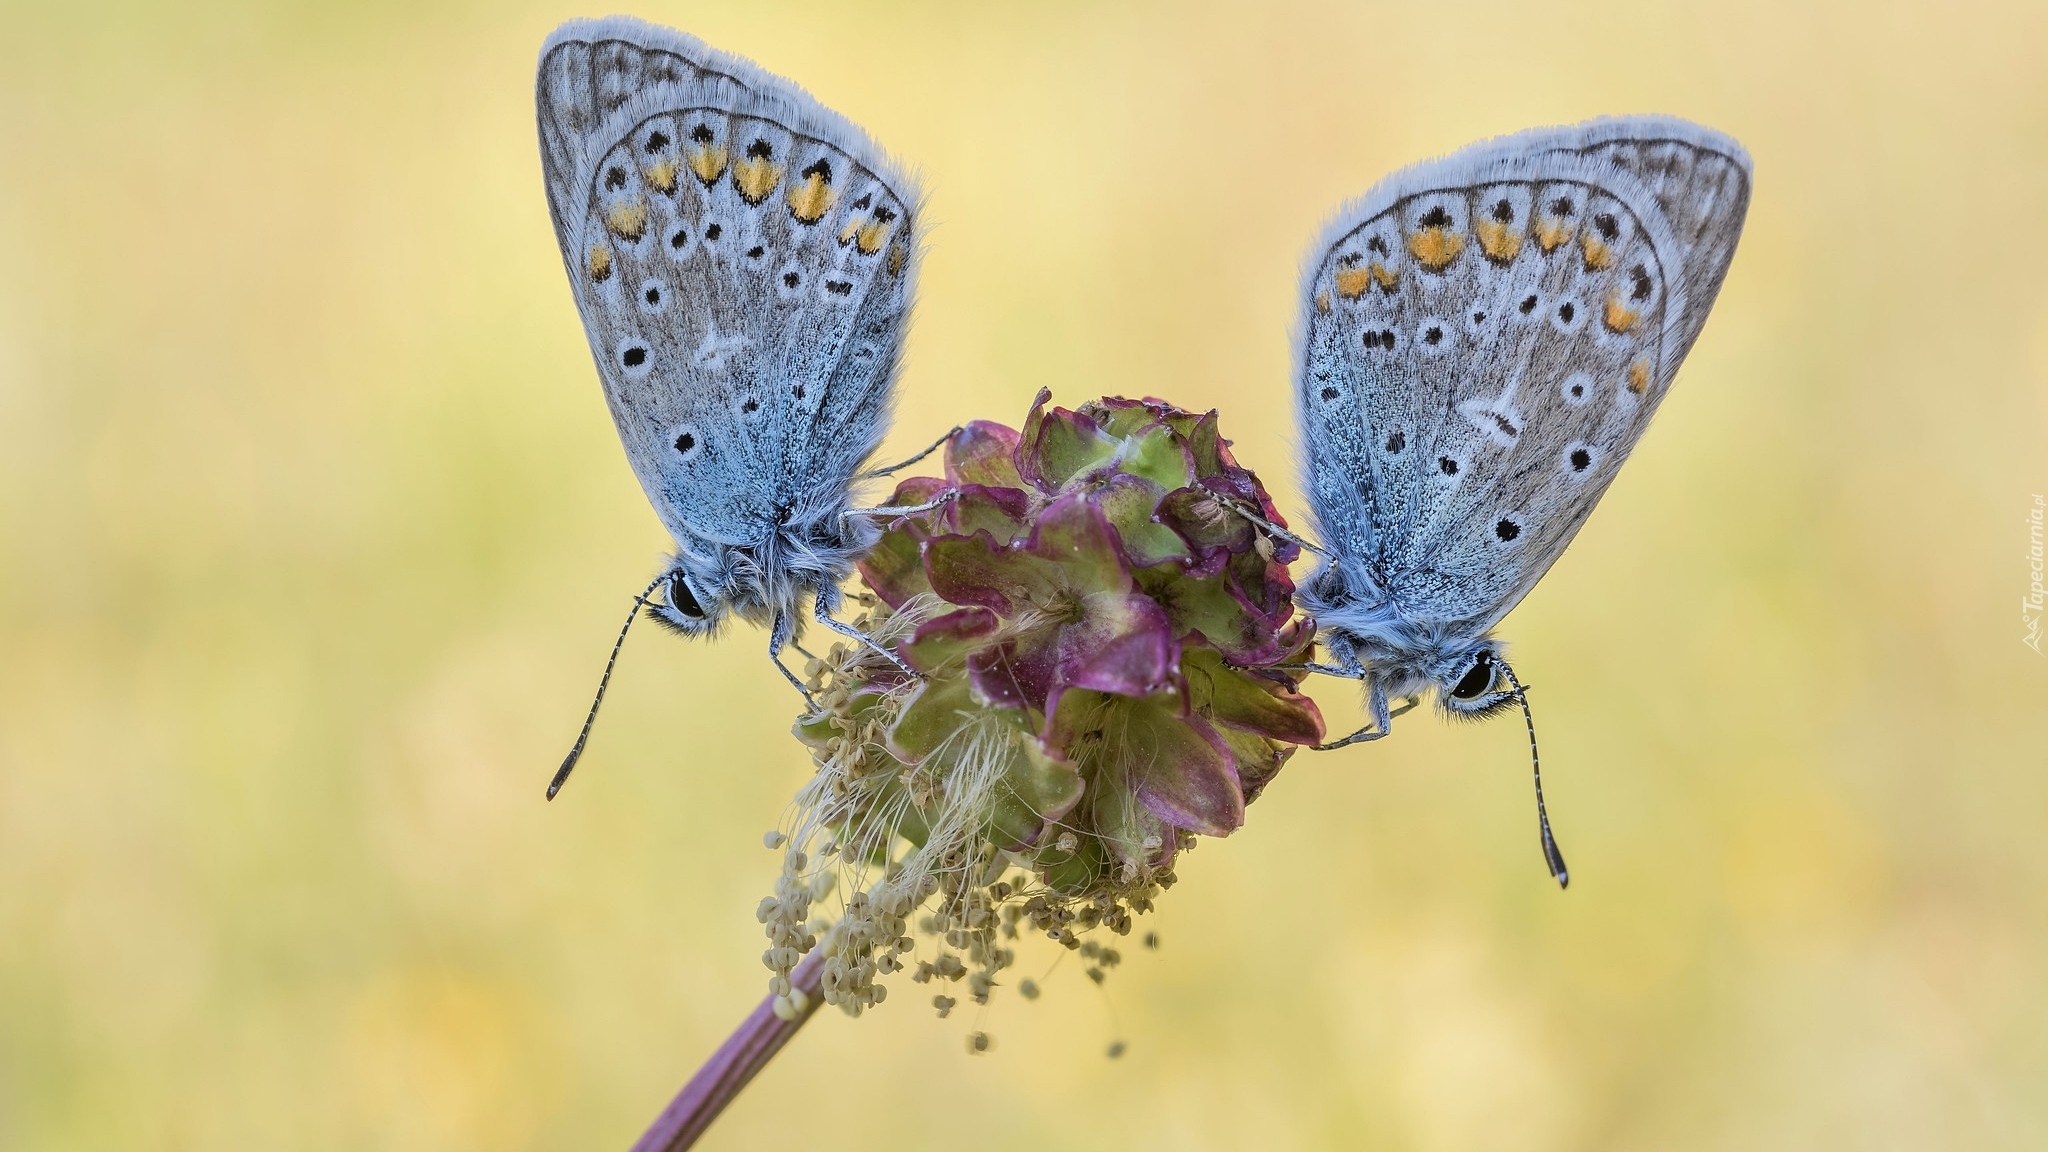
[1024,495,1133,597]
[1173,409,1229,478]
[1182,646,1324,745]
[1214,724,1292,806]
[925,529,1062,616]
[1036,829,1110,896]
[901,607,1000,673]
[1094,474,1188,569]
[1113,422,1195,491]
[887,671,978,765]
[1078,396,1156,439]
[986,730,1085,849]
[1020,392,1119,492]
[1134,562,1276,663]
[941,484,1031,544]
[1050,688,1245,837]
[1089,747,1168,874]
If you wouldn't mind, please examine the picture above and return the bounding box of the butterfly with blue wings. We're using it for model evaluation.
[536,18,948,797]
[1282,117,1752,884]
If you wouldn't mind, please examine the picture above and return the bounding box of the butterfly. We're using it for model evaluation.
[535,17,945,796]
[1286,116,1752,883]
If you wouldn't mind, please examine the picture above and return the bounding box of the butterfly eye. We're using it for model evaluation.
[1451,652,1495,700]
[668,572,707,620]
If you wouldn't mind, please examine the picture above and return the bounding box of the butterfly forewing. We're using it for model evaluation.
[1297,117,1750,629]
[537,19,920,552]
[1554,124,1752,365]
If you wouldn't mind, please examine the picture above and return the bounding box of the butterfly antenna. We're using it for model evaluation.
[1500,663,1569,889]
[548,574,666,801]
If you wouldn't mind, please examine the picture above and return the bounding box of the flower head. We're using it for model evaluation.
[763,391,1322,1021]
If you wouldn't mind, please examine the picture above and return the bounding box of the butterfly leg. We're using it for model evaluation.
[1313,682,1419,751]
[840,490,956,527]
[1217,497,1327,557]
[857,427,962,479]
[1302,635,1367,680]
[811,593,920,679]
[767,609,818,706]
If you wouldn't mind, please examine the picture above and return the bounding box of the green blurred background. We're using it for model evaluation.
[3,1,2045,1148]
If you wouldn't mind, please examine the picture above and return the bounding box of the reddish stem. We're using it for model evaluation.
[630,951,826,1152]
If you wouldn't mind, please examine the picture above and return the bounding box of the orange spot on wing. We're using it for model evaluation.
[1371,262,1397,290]
[733,157,782,205]
[1333,266,1372,300]
[587,244,612,282]
[1406,227,1464,270]
[605,198,648,241]
[1315,290,1331,314]
[1627,359,1651,394]
[886,243,909,276]
[856,219,893,255]
[1535,219,1571,252]
[1581,234,1614,271]
[1475,219,1522,263]
[1603,294,1640,334]
[687,143,729,185]
[643,158,678,195]
[786,171,835,223]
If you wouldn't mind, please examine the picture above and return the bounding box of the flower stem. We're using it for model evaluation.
[630,950,826,1152]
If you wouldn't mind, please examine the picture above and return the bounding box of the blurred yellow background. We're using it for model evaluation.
[4,0,2046,1148]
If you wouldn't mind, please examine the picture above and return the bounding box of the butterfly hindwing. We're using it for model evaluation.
[537,18,920,552]
[1297,117,1751,629]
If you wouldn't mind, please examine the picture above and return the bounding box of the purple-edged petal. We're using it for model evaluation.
[1216,723,1291,806]
[1181,647,1324,745]
[1156,485,1256,557]
[1019,393,1118,493]
[1080,395,1155,439]
[1175,408,1228,476]
[1193,474,1300,565]
[855,477,947,606]
[1093,474,1187,568]
[945,421,1025,489]
[1023,495,1133,596]
[940,484,1032,544]
[1227,548,1296,621]
[901,606,1000,673]
[1134,563,1279,664]
[1042,686,1243,837]
[924,529,1057,615]
[1057,591,1176,699]
[967,641,1043,711]
[1131,713,1243,835]
[1093,695,1244,836]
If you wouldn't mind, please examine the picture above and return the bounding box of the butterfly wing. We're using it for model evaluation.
[1295,116,1750,630]
[537,18,920,552]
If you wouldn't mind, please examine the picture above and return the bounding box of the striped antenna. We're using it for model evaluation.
[1499,663,1568,889]
[548,574,667,800]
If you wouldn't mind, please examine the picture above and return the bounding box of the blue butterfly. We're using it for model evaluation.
[535,18,946,796]
[1288,117,1753,883]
